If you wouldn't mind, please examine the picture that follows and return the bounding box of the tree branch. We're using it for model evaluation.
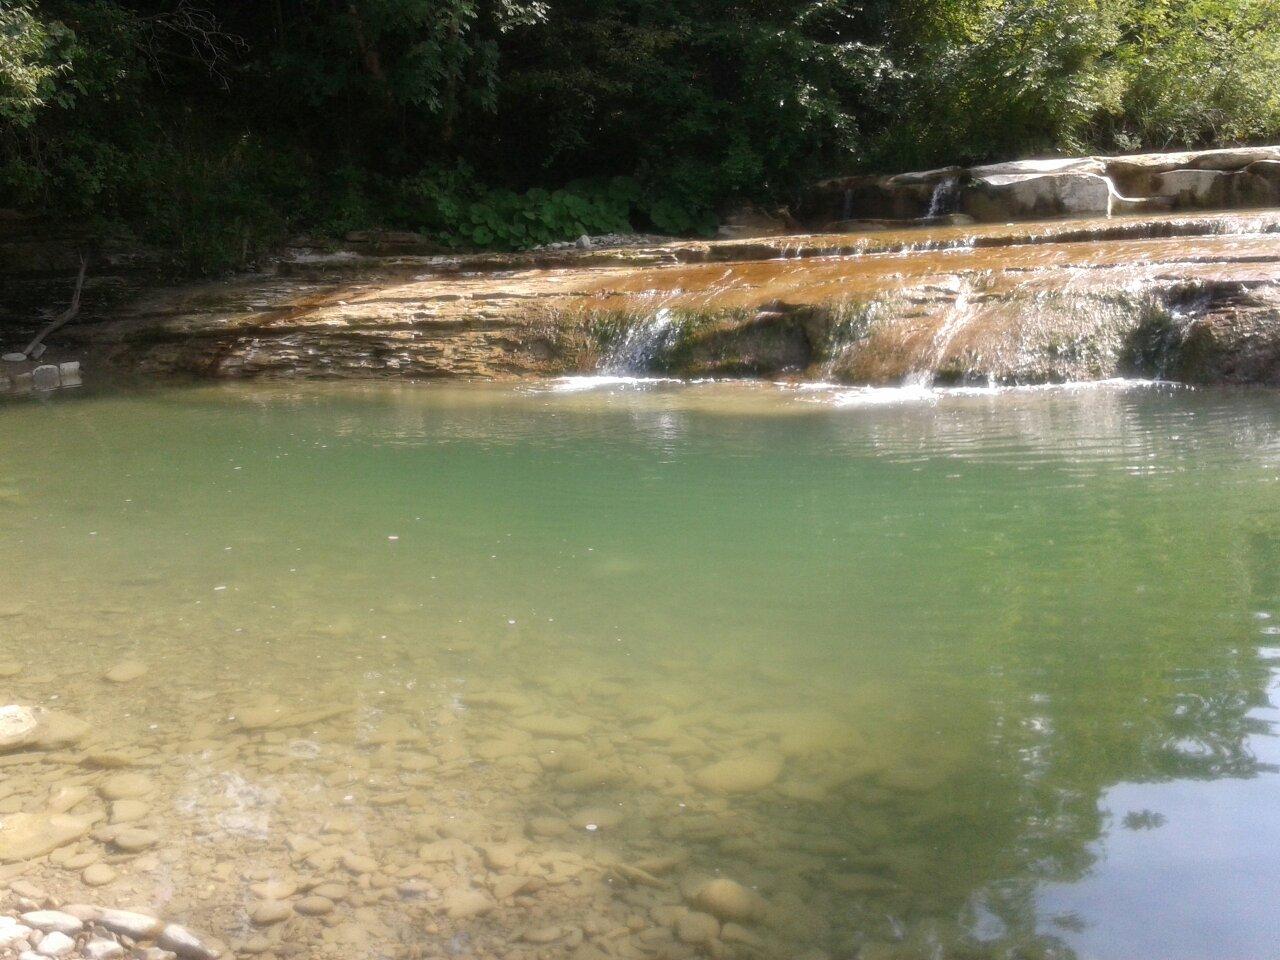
[22,255,87,357]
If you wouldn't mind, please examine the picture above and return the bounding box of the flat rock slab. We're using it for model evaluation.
[0,812,92,862]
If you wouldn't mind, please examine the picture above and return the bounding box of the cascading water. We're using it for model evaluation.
[903,281,976,387]
[925,176,960,219]
[601,307,681,374]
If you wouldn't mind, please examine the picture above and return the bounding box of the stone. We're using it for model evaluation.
[693,754,783,794]
[0,919,34,948]
[30,710,90,748]
[688,879,768,923]
[293,896,334,917]
[249,880,297,900]
[112,827,160,852]
[109,800,149,824]
[84,939,125,960]
[1155,169,1231,208]
[98,909,165,940]
[57,362,81,387]
[675,911,719,945]
[47,785,91,814]
[521,926,569,943]
[480,843,521,871]
[31,365,61,391]
[20,912,83,935]
[82,863,117,886]
[249,902,291,926]
[103,661,149,683]
[309,882,348,901]
[492,876,533,900]
[55,905,101,923]
[441,888,494,919]
[715,206,795,240]
[36,931,75,957]
[969,157,1107,179]
[571,806,624,831]
[158,924,221,960]
[0,705,39,749]
[0,812,92,862]
[341,851,377,874]
[961,171,1113,221]
[512,713,592,739]
[99,773,155,800]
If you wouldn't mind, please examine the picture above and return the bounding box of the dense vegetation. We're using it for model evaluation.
[3,0,1279,271]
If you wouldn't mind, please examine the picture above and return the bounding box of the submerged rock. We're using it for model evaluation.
[0,812,91,862]
[0,705,89,752]
[693,754,783,794]
[688,879,768,922]
[103,660,149,684]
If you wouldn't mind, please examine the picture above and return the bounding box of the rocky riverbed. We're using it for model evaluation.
[0,617,1000,960]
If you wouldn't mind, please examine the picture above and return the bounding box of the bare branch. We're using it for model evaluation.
[22,255,87,357]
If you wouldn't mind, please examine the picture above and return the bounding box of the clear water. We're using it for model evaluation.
[3,379,1280,960]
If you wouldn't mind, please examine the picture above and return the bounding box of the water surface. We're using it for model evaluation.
[2,379,1280,960]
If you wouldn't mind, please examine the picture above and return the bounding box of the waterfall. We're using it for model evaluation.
[925,177,960,219]
[601,308,680,374]
[903,283,975,387]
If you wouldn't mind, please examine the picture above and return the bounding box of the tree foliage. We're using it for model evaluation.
[2,0,1277,272]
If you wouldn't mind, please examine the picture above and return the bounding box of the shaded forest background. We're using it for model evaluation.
[3,0,1279,272]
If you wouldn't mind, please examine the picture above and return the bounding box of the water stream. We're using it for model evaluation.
[3,380,1280,959]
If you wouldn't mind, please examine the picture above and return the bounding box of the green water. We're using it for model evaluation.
[2,379,1280,960]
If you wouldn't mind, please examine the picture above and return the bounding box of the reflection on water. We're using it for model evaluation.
[2,380,1280,960]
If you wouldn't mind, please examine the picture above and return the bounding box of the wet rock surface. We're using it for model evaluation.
[22,209,1278,388]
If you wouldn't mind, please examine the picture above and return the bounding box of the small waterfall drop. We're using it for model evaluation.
[904,283,976,387]
[601,308,680,374]
[925,177,960,219]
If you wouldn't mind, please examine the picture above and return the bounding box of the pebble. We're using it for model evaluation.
[84,940,125,960]
[98,773,155,801]
[441,888,494,919]
[82,864,118,887]
[675,911,720,945]
[689,879,768,922]
[309,882,347,901]
[249,902,291,926]
[109,800,149,824]
[98,909,165,940]
[20,911,83,935]
[111,827,159,852]
[341,852,377,874]
[480,843,521,871]
[293,896,334,917]
[692,754,783,793]
[249,880,297,900]
[0,919,34,948]
[36,931,75,957]
[512,713,592,739]
[158,923,221,960]
[103,661,149,684]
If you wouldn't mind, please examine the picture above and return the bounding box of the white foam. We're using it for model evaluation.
[816,378,1167,408]
[548,375,690,393]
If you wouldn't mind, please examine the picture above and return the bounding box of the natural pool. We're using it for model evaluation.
[3,378,1280,960]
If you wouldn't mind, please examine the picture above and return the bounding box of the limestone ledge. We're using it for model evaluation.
[31,210,1279,388]
[805,145,1280,226]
